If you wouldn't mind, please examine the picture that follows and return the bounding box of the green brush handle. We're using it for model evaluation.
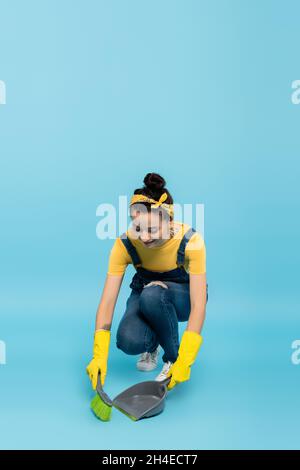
[96,372,113,406]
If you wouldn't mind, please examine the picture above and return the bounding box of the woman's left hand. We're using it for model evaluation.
[167,358,191,390]
[167,330,203,390]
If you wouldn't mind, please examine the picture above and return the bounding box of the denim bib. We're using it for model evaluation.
[120,227,197,293]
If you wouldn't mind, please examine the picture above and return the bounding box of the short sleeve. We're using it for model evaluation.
[185,232,206,275]
[107,237,132,275]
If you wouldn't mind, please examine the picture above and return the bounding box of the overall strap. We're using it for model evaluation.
[120,233,142,269]
[176,227,196,267]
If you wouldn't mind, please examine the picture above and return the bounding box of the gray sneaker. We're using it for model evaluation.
[136,347,160,372]
[155,361,173,382]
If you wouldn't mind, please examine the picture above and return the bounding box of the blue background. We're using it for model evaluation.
[0,0,299,449]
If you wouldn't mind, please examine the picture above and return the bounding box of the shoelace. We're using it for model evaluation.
[162,362,172,374]
[140,351,157,363]
[156,362,172,380]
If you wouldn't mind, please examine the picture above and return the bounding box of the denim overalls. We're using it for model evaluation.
[120,227,203,293]
[116,227,208,363]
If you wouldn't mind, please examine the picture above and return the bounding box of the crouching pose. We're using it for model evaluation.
[87,172,207,390]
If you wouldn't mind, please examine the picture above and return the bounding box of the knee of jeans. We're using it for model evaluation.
[139,285,165,316]
[116,327,144,355]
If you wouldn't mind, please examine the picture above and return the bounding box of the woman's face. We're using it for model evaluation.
[130,210,171,248]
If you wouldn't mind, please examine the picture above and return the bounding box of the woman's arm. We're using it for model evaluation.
[167,272,206,390]
[187,273,207,334]
[86,274,124,388]
[95,274,124,330]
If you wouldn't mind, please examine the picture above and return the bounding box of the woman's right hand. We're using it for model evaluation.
[86,329,111,389]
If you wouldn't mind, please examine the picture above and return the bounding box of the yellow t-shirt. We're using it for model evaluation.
[107,222,206,276]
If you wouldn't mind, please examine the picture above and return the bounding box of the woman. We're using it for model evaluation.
[86,173,207,391]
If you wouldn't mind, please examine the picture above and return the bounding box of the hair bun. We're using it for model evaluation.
[143,173,166,191]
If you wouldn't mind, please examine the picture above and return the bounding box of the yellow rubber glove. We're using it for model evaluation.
[167,330,203,390]
[86,329,110,389]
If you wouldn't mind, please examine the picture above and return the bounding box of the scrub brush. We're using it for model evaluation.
[90,372,112,421]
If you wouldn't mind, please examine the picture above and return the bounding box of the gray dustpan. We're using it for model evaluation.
[112,377,171,421]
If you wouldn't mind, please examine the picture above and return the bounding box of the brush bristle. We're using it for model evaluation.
[91,394,112,422]
[114,405,137,421]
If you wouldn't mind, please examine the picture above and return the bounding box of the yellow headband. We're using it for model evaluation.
[130,192,174,218]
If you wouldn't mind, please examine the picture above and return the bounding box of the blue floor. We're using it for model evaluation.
[1,280,299,450]
[1,0,300,450]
